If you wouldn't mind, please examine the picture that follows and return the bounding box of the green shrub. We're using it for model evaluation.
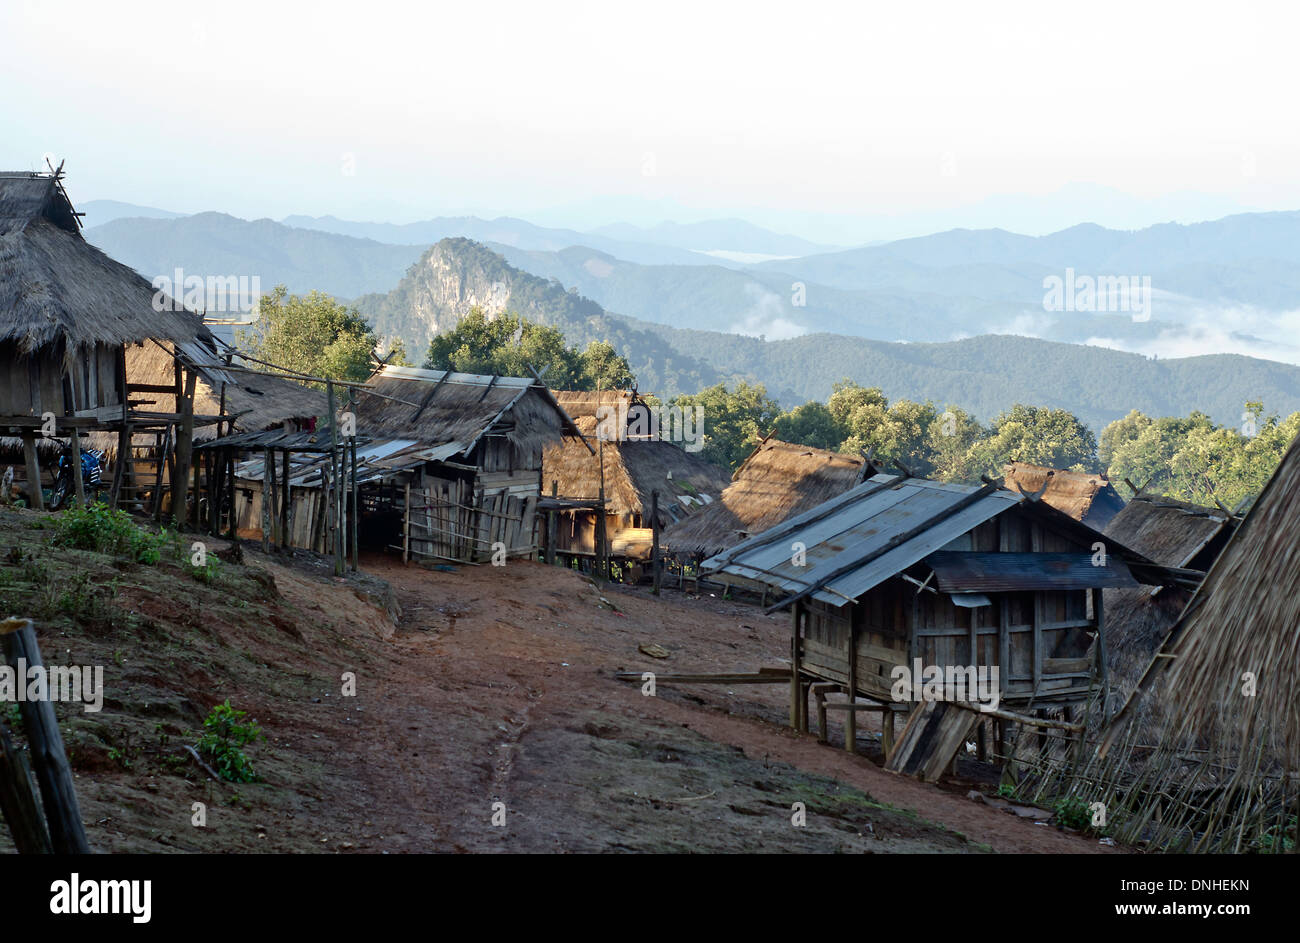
[195,700,265,783]
[1054,794,1093,830]
[52,503,168,563]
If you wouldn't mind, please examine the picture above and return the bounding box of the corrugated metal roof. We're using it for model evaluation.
[926,551,1139,592]
[701,474,1020,606]
[376,364,539,389]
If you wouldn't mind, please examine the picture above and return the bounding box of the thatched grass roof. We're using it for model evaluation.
[356,364,578,456]
[1083,435,1300,852]
[1137,432,1300,757]
[124,340,326,436]
[662,438,865,556]
[0,172,207,355]
[1101,496,1236,684]
[1003,460,1125,528]
[542,391,731,522]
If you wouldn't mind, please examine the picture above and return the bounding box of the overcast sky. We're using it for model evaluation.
[3,0,1297,240]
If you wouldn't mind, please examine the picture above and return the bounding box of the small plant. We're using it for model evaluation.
[1053,794,1092,830]
[195,700,265,783]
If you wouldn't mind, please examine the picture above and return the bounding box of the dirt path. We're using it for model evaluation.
[336,556,1110,853]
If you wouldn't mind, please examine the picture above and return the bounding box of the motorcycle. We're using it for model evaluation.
[49,447,106,510]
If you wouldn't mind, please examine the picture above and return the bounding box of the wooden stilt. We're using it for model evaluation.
[173,368,197,526]
[68,427,85,507]
[280,449,290,552]
[845,609,859,754]
[261,447,273,554]
[789,601,803,729]
[650,489,661,594]
[20,432,43,511]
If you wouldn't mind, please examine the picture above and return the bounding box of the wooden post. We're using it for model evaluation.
[173,369,197,526]
[1095,587,1109,724]
[327,382,343,577]
[280,449,291,552]
[545,481,557,566]
[595,485,607,581]
[261,447,273,554]
[0,619,90,853]
[403,482,411,564]
[650,489,661,594]
[846,608,859,754]
[350,434,359,572]
[108,345,128,510]
[190,453,202,529]
[789,601,803,728]
[0,716,52,853]
[226,446,237,541]
[151,425,171,523]
[20,432,43,511]
[68,427,85,507]
[882,706,896,759]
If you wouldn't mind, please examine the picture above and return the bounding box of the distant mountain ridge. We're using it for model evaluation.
[86,213,425,300]
[354,238,1300,430]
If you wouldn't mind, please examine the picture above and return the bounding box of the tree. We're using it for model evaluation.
[773,401,847,452]
[925,406,987,483]
[963,404,1099,476]
[578,340,636,391]
[423,308,634,390]
[237,285,378,383]
[671,381,782,470]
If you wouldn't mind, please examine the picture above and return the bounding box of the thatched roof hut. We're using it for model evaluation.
[0,172,207,359]
[1100,495,1236,682]
[662,437,866,557]
[1090,436,1300,852]
[1002,461,1125,529]
[542,390,731,527]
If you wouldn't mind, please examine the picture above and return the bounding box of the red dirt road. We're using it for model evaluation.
[329,556,1110,853]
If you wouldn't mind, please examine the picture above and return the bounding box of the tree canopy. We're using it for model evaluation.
[236,285,378,384]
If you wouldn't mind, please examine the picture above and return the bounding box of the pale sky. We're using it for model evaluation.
[3,0,1297,240]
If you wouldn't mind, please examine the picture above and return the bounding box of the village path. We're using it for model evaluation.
[334,556,1113,854]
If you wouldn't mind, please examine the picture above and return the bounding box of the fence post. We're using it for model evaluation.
[0,619,90,853]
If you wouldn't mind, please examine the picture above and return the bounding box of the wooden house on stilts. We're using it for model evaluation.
[0,168,259,519]
[701,472,1191,780]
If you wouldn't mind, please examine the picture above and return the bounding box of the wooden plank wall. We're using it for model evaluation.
[794,506,1100,707]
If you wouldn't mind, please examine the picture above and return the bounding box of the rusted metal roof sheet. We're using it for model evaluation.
[701,474,1021,606]
[926,551,1139,592]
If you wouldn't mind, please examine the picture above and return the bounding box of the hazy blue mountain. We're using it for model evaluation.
[487,242,1190,347]
[86,212,425,300]
[279,213,721,266]
[78,199,186,228]
[588,218,838,258]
